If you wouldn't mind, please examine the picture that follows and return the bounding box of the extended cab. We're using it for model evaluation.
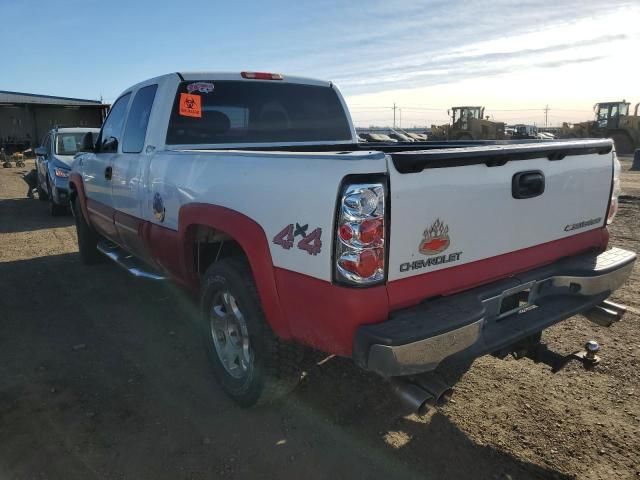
[69,72,635,410]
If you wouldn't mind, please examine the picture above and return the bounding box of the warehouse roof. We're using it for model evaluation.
[0,90,104,106]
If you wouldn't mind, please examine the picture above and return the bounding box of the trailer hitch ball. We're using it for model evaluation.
[585,340,600,361]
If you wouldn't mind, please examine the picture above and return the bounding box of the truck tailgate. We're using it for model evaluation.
[386,139,613,306]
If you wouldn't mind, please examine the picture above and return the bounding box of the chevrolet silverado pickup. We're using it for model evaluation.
[69,71,635,410]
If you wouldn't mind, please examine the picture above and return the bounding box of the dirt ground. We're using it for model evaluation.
[1,158,638,480]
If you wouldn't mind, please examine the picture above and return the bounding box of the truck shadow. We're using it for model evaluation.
[0,197,73,234]
[293,355,570,479]
[0,253,570,480]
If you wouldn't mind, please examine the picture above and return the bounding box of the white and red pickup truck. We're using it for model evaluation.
[70,71,635,411]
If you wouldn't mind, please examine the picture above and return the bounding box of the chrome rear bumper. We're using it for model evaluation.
[354,248,636,376]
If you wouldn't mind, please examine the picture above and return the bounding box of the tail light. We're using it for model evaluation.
[607,151,622,224]
[335,182,386,285]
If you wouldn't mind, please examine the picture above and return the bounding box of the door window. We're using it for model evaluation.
[99,93,131,153]
[122,85,158,153]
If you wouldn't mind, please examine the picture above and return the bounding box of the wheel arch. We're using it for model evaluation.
[68,172,90,222]
[178,203,291,339]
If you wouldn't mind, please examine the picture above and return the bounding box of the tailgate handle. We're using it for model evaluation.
[512,170,545,199]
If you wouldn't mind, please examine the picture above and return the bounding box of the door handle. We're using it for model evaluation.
[105,166,112,180]
[512,170,545,199]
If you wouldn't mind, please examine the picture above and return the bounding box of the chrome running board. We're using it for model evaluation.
[97,241,167,281]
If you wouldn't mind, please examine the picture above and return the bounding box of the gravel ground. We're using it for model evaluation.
[0,157,638,479]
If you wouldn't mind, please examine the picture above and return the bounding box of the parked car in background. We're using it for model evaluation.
[359,132,398,143]
[406,132,428,141]
[388,132,414,142]
[537,131,556,140]
[511,124,538,139]
[35,127,100,215]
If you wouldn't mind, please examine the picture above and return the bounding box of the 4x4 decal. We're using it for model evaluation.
[273,223,322,255]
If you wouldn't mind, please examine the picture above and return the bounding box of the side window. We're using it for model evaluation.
[122,85,158,153]
[99,93,131,153]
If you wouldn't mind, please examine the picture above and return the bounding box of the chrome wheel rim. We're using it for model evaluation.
[209,291,253,379]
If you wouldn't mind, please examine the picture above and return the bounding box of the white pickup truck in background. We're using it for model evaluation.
[69,71,635,411]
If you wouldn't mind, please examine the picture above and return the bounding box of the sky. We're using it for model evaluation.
[2,0,639,128]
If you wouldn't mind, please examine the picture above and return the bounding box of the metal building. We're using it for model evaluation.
[0,91,108,154]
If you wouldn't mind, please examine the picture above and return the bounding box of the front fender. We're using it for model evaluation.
[178,203,291,339]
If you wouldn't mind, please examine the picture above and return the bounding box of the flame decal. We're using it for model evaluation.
[419,218,451,255]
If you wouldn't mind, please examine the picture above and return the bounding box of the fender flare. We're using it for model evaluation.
[178,203,291,339]
[68,172,90,223]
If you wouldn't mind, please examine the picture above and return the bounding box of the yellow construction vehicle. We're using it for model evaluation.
[430,106,505,140]
[561,101,640,154]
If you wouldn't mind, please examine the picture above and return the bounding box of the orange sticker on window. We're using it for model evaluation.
[179,93,202,118]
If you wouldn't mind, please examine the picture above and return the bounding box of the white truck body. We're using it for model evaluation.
[69,71,635,408]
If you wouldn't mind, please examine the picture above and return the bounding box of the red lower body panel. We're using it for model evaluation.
[274,268,389,356]
[386,228,609,311]
[275,228,608,356]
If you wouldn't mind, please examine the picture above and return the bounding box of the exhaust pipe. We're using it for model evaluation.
[389,373,453,415]
[389,379,434,415]
[413,373,454,406]
[584,300,627,327]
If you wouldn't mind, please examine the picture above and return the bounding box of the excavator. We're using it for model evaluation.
[430,106,505,141]
[561,101,640,154]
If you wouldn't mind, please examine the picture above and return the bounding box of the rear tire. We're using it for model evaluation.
[72,197,103,265]
[200,258,304,407]
[610,132,633,155]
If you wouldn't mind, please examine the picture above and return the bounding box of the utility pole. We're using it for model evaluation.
[393,103,397,128]
[399,108,402,129]
[544,104,549,127]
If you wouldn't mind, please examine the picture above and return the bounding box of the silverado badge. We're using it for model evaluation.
[419,218,450,255]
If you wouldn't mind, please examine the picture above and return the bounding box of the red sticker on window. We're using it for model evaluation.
[179,93,202,118]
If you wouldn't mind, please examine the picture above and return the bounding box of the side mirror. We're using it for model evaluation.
[34,146,46,157]
[101,136,118,153]
[80,132,95,152]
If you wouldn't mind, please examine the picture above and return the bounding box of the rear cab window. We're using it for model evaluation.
[166,81,352,145]
[123,84,158,153]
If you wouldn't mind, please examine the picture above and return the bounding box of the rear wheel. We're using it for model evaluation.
[610,132,633,155]
[72,197,103,265]
[200,258,304,407]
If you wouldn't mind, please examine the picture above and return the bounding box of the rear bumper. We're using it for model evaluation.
[354,247,636,376]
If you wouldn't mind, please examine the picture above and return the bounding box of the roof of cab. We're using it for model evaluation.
[179,72,331,87]
[125,72,332,92]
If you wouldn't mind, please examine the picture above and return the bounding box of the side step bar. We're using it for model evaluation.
[97,241,167,281]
